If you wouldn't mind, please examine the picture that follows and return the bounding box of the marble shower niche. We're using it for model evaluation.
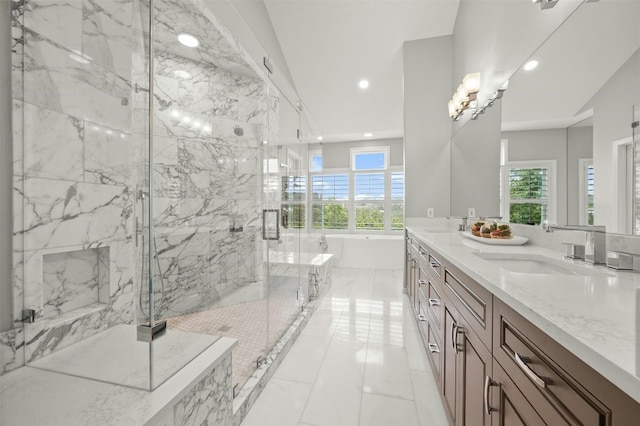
[42,247,110,320]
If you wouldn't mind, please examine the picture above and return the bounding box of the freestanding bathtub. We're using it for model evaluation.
[325,234,404,269]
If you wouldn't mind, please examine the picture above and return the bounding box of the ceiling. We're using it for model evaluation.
[264,0,460,143]
[501,0,640,131]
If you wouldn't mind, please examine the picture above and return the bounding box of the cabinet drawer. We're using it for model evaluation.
[425,277,443,331]
[492,360,546,426]
[494,300,618,426]
[443,264,493,345]
[428,253,442,278]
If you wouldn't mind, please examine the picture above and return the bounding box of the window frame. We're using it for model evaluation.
[501,159,557,225]
[578,158,594,226]
[350,147,390,171]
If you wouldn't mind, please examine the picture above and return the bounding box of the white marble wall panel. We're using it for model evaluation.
[22,101,84,181]
[23,32,131,131]
[24,0,83,53]
[82,0,134,80]
[0,328,25,375]
[12,100,23,177]
[154,135,179,167]
[173,354,233,426]
[42,248,103,319]
[237,95,266,124]
[155,228,210,259]
[19,179,131,251]
[84,122,132,185]
[11,0,24,101]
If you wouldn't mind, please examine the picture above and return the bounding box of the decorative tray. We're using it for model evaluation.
[460,231,528,246]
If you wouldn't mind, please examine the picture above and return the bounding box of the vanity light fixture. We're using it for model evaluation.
[448,72,481,120]
[471,79,509,120]
[532,0,559,10]
[178,33,200,48]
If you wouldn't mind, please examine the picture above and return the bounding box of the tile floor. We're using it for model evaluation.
[241,267,448,426]
[167,277,302,389]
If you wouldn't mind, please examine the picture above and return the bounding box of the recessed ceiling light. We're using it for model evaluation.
[174,69,192,79]
[178,33,200,48]
[317,136,323,141]
[364,132,373,137]
[358,79,370,89]
[523,59,539,71]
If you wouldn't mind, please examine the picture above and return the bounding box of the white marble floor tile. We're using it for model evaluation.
[410,369,449,426]
[325,336,368,363]
[272,335,331,384]
[241,378,312,426]
[405,333,430,372]
[363,343,415,401]
[301,310,342,338]
[359,393,420,426]
[300,355,366,426]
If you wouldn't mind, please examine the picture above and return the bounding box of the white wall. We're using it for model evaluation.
[450,101,502,218]
[582,48,640,230]
[0,0,12,332]
[403,36,452,218]
[567,126,593,225]
[452,0,582,133]
[503,128,568,224]
[310,138,403,170]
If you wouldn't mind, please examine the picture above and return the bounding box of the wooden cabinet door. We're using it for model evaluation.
[457,315,493,426]
[491,361,545,426]
[443,305,458,424]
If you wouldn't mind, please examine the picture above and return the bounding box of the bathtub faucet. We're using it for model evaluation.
[319,235,328,252]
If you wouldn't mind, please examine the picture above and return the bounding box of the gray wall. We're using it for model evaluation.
[310,138,403,170]
[1,0,12,332]
[583,48,640,230]
[403,36,452,218]
[567,126,593,225]
[450,100,502,218]
[503,128,568,224]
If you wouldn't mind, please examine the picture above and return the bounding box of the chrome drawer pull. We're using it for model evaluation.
[430,261,440,269]
[484,376,497,415]
[451,324,461,354]
[428,343,440,353]
[418,279,427,285]
[428,298,440,307]
[514,352,553,388]
[418,314,427,322]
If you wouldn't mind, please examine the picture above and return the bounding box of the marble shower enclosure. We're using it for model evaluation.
[3,0,145,373]
[149,40,267,319]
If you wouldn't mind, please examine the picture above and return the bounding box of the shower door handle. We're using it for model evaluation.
[263,209,280,240]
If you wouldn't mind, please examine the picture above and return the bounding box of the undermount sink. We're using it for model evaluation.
[474,253,612,277]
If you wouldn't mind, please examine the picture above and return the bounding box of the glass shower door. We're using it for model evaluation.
[264,84,304,351]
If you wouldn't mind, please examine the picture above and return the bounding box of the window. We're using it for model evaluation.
[309,150,322,172]
[352,148,389,171]
[308,147,403,233]
[311,174,349,230]
[391,172,405,230]
[579,159,594,225]
[355,173,385,230]
[502,162,555,225]
[282,175,306,228]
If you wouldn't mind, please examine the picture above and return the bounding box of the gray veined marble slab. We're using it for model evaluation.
[11,0,24,101]
[84,122,133,186]
[19,178,132,251]
[28,324,219,390]
[22,101,85,181]
[24,0,83,54]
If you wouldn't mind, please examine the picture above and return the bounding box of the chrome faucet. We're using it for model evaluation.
[542,223,607,265]
[459,217,468,232]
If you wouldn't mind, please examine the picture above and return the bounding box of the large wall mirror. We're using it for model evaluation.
[451,0,640,236]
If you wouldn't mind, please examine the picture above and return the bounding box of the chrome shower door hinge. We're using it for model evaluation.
[137,320,167,342]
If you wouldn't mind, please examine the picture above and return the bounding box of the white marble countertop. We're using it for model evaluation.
[405,222,640,403]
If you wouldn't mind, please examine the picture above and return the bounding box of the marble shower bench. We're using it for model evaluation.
[267,252,333,301]
[0,330,237,426]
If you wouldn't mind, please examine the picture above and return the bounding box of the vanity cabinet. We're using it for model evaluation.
[404,230,640,426]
